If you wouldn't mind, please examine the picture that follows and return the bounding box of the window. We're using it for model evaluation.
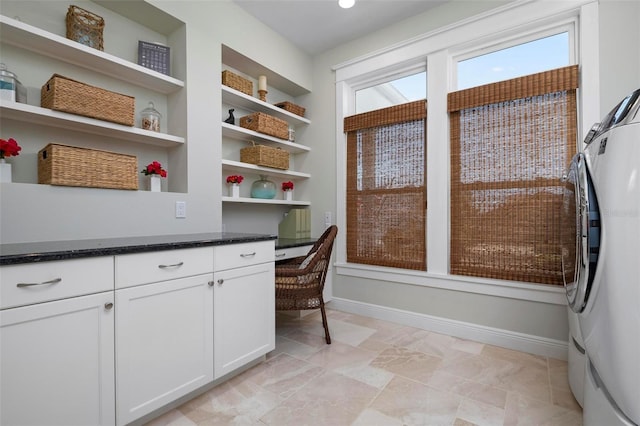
[448,65,579,285]
[457,32,570,90]
[356,72,426,114]
[344,100,427,270]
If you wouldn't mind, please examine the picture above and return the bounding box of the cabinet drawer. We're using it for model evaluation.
[115,247,213,289]
[275,245,312,261]
[214,240,274,271]
[1,257,114,310]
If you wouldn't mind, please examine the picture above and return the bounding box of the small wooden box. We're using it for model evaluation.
[239,112,288,140]
[41,74,135,126]
[240,144,289,170]
[38,143,138,190]
[222,70,253,96]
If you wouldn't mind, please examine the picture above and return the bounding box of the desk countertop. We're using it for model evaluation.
[0,233,277,266]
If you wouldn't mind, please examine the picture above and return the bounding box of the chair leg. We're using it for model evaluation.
[320,303,331,344]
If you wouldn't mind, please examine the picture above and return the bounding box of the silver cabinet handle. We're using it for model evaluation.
[208,281,215,287]
[104,302,114,310]
[275,253,286,258]
[158,262,184,269]
[17,278,62,288]
[217,279,224,285]
[240,252,256,258]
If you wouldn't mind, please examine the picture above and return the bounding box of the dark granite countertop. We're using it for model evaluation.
[0,233,277,266]
[275,237,318,250]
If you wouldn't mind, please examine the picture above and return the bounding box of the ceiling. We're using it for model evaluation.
[232,0,448,55]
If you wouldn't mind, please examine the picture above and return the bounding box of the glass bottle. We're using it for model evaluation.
[250,175,276,199]
[140,101,161,132]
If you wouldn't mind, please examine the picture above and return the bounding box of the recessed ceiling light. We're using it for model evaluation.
[338,0,355,9]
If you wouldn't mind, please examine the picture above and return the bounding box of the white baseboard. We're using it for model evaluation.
[327,297,568,360]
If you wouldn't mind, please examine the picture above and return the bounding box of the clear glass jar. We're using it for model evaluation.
[140,101,161,132]
[0,63,26,103]
[250,175,276,199]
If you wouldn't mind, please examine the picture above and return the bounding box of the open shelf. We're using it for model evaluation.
[222,159,310,180]
[222,86,311,126]
[222,196,310,206]
[1,101,185,147]
[0,15,184,94]
[221,122,310,154]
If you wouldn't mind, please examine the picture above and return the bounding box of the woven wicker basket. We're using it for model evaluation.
[41,74,135,126]
[222,70,253,96]
[38,143,138,190]
[240,112,288,140]
[274,101,306,117]
[240,143,289,170]
[66,5,104,51]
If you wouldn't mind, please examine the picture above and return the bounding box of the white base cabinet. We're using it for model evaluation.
[115,274,214,426]
[0,291,115,426]
[213,262,275,377]
[214,242,275,378]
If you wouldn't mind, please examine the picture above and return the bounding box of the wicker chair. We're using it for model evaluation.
[275,225,338,344]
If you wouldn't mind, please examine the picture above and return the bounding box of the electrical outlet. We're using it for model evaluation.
[324,211,332,226]
[175,201,186,218]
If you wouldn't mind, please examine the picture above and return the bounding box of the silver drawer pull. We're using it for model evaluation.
[240,252,256,258]
[17,278,62,288]
[158,262,184,269]
[217,279,224,285]
[104,302,114,310]
[275,253,286,258]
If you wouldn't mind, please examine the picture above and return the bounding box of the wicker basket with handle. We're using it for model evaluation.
[239,112,288,140]
[41,74,135,126]
[240,142,289,170]
[38,143,138,190]
[66,5,104,51]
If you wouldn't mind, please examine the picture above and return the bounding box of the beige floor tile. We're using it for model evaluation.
[145,308,582,426]
[456,397,505,426]
[305,340,378,371]
[368,375,462,425]
[259,371,378,426]
[503,392,583,426]
[370,346,442,384]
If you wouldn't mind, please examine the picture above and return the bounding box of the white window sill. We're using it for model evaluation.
[335,262,567,305]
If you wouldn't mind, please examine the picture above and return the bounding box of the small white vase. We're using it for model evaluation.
[230,183,240,198]
[149,175,161,192]
[0,159,11,183]
[284,190,293,201]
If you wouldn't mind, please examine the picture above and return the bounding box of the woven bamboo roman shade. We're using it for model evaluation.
[344,100,427,271]
[448,65,579,285]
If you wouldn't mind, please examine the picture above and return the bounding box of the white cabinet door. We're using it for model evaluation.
[214,262,275,378]
[1,291,115,426]
[115,274,213,426]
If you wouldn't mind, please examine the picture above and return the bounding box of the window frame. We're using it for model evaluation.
[333,0,599,305]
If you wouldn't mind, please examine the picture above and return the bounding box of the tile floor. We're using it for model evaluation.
[147,307,582,426]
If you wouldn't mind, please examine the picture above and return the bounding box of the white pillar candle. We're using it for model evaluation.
[258,75,267,91]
